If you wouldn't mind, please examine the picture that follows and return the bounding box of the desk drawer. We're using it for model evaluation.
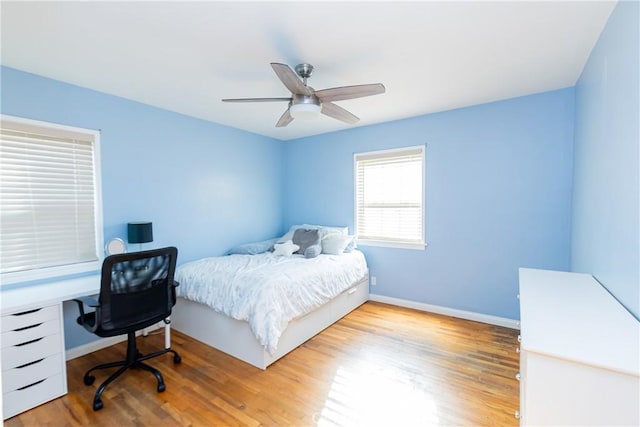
[2,305,59,332]
[3,372,65,420]
[3,353,63,393]
[2,334,62,371]
[2,319,60,348]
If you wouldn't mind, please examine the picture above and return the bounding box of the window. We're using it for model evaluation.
[0,115,103,285]
[354,145,425,249]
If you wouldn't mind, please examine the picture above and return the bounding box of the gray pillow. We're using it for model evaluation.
[304,244,321,259]
[292,228,321,254]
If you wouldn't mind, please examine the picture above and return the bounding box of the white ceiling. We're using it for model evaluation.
[1,1,616,141]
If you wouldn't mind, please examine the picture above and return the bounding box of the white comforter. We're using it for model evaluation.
[174,251,368,354]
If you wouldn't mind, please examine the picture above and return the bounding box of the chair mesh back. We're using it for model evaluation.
[100,247,177,332]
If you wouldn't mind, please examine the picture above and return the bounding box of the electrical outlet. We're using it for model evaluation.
[371,276,377,286]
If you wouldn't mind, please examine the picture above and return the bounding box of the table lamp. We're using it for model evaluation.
[127,222,153,251]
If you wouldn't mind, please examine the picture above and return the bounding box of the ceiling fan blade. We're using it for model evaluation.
[222,97,291,103]
[315,83,385,103]
[270,63,313,96]
[276,108,294,127]
[321,102,359,124]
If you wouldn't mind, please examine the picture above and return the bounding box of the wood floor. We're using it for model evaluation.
[5,302,520,426]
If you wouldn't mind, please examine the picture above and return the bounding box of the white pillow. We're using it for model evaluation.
[278,224,348,243]
[322,234,353,255]
[273,240,299,256]
[308,224,348,238]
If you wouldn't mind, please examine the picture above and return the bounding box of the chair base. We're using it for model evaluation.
[84,332,181,411]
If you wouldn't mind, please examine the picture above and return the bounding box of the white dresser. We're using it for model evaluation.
[1,303,68,419]
[518,268,639,426]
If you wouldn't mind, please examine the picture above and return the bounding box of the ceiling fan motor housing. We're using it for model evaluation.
[294,63,314,79]
[292,93,320,107]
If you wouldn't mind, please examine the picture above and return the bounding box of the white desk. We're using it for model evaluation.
[1,274,172,348]
[1,274,171,419]
[2,275,102,314]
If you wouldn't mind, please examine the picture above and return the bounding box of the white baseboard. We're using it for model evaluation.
[66,335,125,361]
[65,323,164,361]
[369,293,520,330]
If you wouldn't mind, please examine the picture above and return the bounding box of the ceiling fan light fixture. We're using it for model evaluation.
[289,102,321,120]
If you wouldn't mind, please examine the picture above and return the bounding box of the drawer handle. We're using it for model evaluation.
[515,411,520,419]
[15,337,44,347]
[12,308,42,316]
[347,287,357,295]
[515,373,521,381]
[517,335,521,343]
[516,347,520,353]
[17,378,46,391]
[15,358,45,369]
[14,322,43,332]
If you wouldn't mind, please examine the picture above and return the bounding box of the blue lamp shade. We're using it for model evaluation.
[127,222,153,244]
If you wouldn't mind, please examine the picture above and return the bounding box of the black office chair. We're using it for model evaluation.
[74,246,181,411]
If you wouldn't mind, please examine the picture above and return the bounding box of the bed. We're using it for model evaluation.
[170,230,369,369]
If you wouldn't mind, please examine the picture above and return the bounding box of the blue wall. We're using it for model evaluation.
[1,66,285,347]
[284,89,575,320]
[571,1,639,319]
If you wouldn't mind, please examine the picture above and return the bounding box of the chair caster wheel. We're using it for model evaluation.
[93,399,103,411]
[157,383,166,393]
[173,354,182,364]
[84,375,95,386]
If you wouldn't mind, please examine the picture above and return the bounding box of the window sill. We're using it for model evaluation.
[357,239,427,250]
[1,260,102,287]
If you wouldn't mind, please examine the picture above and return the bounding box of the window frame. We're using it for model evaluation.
[353,145,426,250]
[0,115,104,285]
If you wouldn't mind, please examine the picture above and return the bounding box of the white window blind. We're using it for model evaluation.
[0,116,103,284]
[355,146,425,248]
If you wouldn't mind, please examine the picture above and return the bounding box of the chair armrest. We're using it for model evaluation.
[170,280,179,305]
[73,296,101,332]
[74,295,100,307]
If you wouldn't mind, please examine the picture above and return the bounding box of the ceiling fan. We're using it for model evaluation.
[222,63,385,127]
